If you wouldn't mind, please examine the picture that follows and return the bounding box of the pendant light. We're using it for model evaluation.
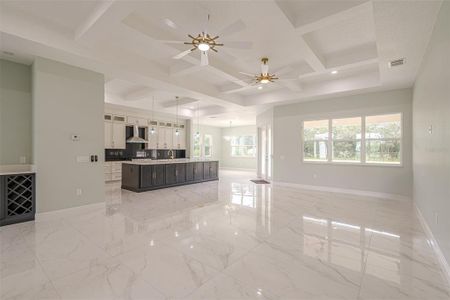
[150,97,156,135]
[175,96,180,136]
[223,120,232,141]
[195,103,200,138]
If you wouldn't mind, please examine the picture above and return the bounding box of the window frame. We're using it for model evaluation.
[230,135,256,158]
[203,134,213,158]
[301,112,403,167]
[193,134,202,158]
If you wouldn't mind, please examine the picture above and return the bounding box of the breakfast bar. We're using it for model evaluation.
[121,159,219,192]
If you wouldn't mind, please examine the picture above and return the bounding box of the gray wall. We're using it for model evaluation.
[33,57,105,212]
[221,125,257,170]
[272,88,413,197]
[413,2,450,264]
[0,59,32,164]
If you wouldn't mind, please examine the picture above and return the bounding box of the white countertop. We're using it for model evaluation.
[0,164,36,175]
[125,159,218,165]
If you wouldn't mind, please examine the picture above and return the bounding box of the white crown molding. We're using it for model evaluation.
[414,203,450,287]
[272,181,411,202]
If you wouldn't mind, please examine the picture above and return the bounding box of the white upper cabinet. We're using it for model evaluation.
[172,125,186,149]
[112,122,126,149]
[164,126,173,149]
[104,114,126,149]
[127,116,146,126]
[147,120,158,149]
[104,121,113,149]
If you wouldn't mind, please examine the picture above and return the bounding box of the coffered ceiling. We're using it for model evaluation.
[0,0,442,127]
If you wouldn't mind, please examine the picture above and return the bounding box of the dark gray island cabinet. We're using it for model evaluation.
[122,161,219,192]
[0,172,36,226]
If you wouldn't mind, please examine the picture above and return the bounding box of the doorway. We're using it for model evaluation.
[258,124,272,180]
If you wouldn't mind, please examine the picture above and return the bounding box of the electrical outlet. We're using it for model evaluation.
[434,212,439,225]
[76,188,82,196]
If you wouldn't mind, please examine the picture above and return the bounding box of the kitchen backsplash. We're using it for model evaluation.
[105,148,186,161]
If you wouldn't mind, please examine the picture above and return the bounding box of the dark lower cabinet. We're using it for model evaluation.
[152,165,165,187]
[165,164,177,185]
[122,161,219,192]
[0,173,36,227]
[176,163,186,183]
[186,163,194,182]
[194,162,204,181]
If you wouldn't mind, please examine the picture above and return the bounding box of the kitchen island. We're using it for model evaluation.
[121,159,219,192]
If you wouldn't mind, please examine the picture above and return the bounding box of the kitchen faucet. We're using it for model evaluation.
[168,149,174,159]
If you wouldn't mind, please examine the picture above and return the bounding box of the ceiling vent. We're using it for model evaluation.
[389,58,405,68]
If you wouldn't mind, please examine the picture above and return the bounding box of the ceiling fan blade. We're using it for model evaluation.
[173,49,193,59]
[223,41,252,49]
[157,40,186,44]
[239,72,255,78]
[200,51,209,66]
[218,19,246,37]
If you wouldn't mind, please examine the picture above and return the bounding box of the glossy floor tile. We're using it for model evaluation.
[1,170,449,299]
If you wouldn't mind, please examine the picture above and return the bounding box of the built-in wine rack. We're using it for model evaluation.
[0,173,35,226]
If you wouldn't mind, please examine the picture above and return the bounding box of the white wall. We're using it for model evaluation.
[413,2,450,265]
[221,125,257,170]
[0,59,32,164]
[189,124,222,161]
[272,88,413,197]
[33,57,105,212]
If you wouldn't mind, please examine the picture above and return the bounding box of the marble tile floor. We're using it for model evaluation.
[1,170,449,299]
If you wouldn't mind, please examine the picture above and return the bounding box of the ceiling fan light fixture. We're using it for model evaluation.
[198,43,210,51]
[260,79,270,84]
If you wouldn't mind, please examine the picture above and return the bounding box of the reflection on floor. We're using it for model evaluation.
[1,170,449,299]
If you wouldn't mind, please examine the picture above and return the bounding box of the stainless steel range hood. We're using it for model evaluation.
[126,125,148,144]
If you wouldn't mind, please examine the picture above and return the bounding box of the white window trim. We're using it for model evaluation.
[231,135,256,158]
[204,134,213,158]
[301,112,403,167]
[193,134,202,158]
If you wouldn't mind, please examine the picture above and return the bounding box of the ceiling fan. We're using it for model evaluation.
[239,57,279,84]
[224,58,301,94]
[158,14,252,66]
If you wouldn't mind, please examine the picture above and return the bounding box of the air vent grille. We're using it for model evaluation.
[389,58,405,68]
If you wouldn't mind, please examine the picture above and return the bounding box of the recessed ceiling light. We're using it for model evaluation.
[331,70,338,75]
[257,86,263,90]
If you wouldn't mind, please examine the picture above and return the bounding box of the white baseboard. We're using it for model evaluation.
[219,167,257,172]
[414,203,450,286]
[272,181,411,202]
[36,201,105,221]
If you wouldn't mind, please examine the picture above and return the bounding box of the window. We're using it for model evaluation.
[332,117,362,162]
[365,114,401,164]
[193,134,202,157]
[204,134,212,157]
[303,120,329,162]
[231,136,256,157]
[302,113,402,165]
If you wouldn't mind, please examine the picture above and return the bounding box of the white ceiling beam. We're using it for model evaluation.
[170,62,203,77]
[295,2,373,35]
[124,87,154,101]
[74,1,115,40]
[268,0,326,72]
